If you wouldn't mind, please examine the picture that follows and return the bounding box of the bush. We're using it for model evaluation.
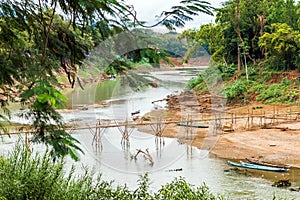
[186,74,206,91]
[255,79,296,104]
[0,145,222,200]
[186,64,300,105]
[186,66,224,93]
[218,64,237,81]
[224,79,250,102]
[155,178,222,200]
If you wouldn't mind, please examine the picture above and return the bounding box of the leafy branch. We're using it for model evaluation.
[125,0,214,30]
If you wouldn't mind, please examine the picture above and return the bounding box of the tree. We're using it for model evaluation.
[213,0,299,68]
[179,23,226,65]
[0,0,214,160]
[259,23,300,70]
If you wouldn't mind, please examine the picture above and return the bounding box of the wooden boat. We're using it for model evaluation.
[246,158,290,169]
[227,160,289,172]
[176,122,209,128]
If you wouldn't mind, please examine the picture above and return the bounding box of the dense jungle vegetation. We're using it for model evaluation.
[182,0,300,105]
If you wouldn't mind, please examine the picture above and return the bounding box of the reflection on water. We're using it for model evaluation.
[66,70,193,109]
[66,79,120,108]
[4,69,300,199]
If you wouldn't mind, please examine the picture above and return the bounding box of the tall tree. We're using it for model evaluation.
[259,23,300,70]
[215,0,299,67]
[180,0,300,81]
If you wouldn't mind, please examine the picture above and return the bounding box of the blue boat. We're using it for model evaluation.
[246,158,290,169]
[227,160,289,172]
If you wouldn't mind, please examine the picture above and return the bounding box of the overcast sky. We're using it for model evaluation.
[125,0,224,32]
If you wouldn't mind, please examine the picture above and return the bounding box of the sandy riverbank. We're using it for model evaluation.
[139,97,300,168]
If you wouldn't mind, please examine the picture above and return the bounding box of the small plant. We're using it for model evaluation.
[224,79,250,102]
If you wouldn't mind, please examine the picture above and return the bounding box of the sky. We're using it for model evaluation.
[125,0,225,32]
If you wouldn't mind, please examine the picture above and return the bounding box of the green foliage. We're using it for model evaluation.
[223,74,299,105]
[180,0,300,69]
[217,64,238,81]
[132,174,154,200]
[159,0,214,30]
[186,66,224,93]
[160,33,187,57]
[256,84,280,102]
[155,178,222,200]
[122,29,176,68]
[224,79,250,102]
[0,144,108,199]
[179,23,225,64]
[105,57,133,75]
[133,59,154,69]
[188,63,300,105]
[255,78,298,104]
[0,145,222,200]
[0,114,9,136]
[186,75,206,91]
[259,23,300,70]
[18,82,82,161]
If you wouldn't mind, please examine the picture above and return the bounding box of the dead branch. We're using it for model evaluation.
[133,148,154,165]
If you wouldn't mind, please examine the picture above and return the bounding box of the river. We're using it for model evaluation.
[2,68,300,199]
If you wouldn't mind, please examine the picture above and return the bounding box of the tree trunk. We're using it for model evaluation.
[237,44,241,71]
[237,0,241,71]
[258,14,266,58]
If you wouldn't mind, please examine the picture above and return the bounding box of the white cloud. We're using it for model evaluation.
[125,0,224,31]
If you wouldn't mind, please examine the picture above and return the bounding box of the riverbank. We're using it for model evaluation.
[140,93,300,168]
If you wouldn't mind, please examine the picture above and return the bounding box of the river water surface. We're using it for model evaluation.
[2,68,300,199]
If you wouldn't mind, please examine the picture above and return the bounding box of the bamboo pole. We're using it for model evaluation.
[6,111,300,135]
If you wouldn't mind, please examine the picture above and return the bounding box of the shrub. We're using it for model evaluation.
[186,66,223,93]
[218,64,237,81]
[155,177,222,200]
[186,74,206,90]
[0,145,222,200]
[224,79,250,102]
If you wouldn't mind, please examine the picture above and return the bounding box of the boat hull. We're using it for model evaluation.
[176,122,209,128]
[246,158,290,169]
[227,160,288,172]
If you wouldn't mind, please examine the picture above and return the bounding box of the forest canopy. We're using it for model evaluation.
[180,0,300,71]
[182,0,300,105]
